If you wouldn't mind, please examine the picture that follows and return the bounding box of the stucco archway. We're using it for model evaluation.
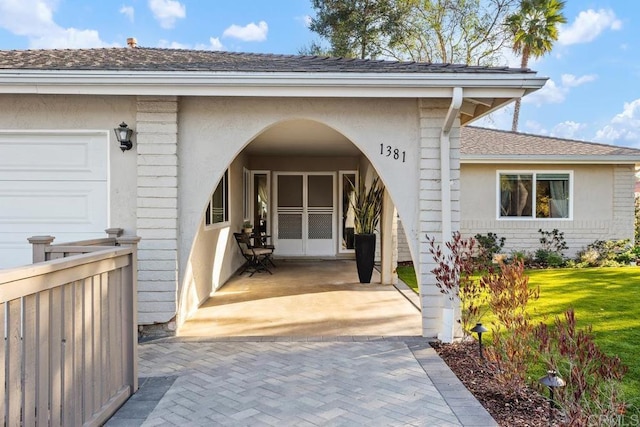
[176,106,423,329]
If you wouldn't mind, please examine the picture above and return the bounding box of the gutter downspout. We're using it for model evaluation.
[438,87,463,343]
[441,87,463,243]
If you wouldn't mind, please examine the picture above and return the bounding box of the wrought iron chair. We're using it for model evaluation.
[233,232,273,276]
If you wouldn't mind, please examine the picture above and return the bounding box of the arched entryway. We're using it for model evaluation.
[177,109,422,335]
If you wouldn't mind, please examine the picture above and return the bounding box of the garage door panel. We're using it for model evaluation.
[0,131,107,181]
[0,131,108,269]
[0,181,107,232]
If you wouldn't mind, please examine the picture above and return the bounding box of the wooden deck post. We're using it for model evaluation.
[116,235,141,393]
[27,235,55,263]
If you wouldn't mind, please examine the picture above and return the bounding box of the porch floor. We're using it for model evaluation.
[177,260,423,337]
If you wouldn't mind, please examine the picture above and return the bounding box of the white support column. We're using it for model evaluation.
[380,189,398,285]
[135,96,179,325]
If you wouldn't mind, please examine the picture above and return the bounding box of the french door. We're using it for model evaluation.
[274,172,336,256]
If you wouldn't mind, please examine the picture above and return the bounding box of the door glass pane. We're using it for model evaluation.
[308,175,333,207]
[254,174,268,234]
[278,175,303,207]
[342,173,356,250]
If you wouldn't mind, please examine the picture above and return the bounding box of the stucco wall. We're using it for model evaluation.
[177,155,247,325]
[0,94,138,231]
[460,163,636,257]
[176,96,423,321]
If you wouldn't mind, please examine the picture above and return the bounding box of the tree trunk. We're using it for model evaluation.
[511,97,521,132]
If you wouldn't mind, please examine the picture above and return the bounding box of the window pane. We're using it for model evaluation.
[537,173,569,218]
[211,170,228,224]
[499,174,532,217]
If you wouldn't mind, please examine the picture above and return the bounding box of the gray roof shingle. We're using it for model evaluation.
[461,126,640,158]
[0,47,534,74]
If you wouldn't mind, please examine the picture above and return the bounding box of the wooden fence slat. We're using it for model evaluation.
[23,294,38,425]
[101,272,110,405]
[83,276,94,421]
[63,283,75,426]
[93,274,102,412]
[0,302,6,425]
[49,287,63,426]
[74,280,84,425]
[37,290,51,426]
[109,270,121,396]
[7,299,22,426]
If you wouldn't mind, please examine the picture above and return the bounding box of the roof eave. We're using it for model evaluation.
[0,69,547,99]
[461,155,640,164]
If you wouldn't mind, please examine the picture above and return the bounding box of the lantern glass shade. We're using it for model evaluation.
[114,122,133,151]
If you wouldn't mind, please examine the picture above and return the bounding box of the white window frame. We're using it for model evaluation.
[338,170,357,254]
[496,170,573,220]
[242,167,250,221]
[205,169,229,228]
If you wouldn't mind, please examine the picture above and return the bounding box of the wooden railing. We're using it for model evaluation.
[0,231,140,426]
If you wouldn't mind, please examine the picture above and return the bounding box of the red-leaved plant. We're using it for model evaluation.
[535,309,628,425]
[426,232,486,336]
[482,260,539,394]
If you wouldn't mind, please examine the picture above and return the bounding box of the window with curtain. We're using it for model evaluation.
[205,169,229,226]
[499,172,571,219]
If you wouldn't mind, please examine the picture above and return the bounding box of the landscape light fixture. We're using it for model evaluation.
[470,322,488,359]
[539,369,565,422]
[114,122,134,152]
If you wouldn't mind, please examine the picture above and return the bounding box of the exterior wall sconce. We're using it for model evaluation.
[539,369,565,422]
[114,122,134,152]
[470,322,488,359]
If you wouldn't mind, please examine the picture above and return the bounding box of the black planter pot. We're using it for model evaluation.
[354,233,376,283]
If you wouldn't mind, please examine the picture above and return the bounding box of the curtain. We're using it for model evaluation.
[549,179,569,218]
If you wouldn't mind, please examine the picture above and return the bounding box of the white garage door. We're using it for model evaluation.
[0,131,108,269]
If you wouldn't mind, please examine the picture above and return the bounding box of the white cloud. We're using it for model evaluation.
[120,5,134,23]
[558,9,622,46]
[222,21,268,42]
[296,15,312,28]
[0,0,114,48]
[549,121,587,140]
[148,0,185,29]
[207,37,223,51]
[595,99,640,146]
[523,79,566,106]
[160,37,224,51]
[561,73,597,88]
[524,120,548,135]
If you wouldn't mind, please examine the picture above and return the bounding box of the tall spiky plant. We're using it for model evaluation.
[349,175,384,234]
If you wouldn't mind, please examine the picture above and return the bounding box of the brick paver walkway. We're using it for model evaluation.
[107,337,496,426]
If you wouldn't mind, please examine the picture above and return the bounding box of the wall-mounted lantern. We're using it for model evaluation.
[114,122,134,152]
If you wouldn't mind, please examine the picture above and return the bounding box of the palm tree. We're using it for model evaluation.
[506,0,566,131]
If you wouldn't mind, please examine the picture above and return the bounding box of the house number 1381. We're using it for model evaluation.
[380,144,406,162]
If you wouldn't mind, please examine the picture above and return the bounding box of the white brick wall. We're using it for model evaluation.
[417,99,458,337]
[136,96,179,325]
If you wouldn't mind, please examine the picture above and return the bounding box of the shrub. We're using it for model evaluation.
[474,232,506,267]
[535,309,628,425]
[536,229,568,267]
[482,261,540,394]
[426,232,486,336]
[576,239,634,267]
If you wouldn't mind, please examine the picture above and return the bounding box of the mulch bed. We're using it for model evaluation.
[431,340,563,426]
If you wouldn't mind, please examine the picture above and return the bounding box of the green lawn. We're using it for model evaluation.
[397,265,640,410]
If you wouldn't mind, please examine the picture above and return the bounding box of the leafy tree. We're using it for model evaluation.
[401,0,518,65]
[506,0,566,131]
[308,0,521,66]
[308,0,412,59]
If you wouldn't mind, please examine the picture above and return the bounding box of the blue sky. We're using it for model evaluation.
[0,0,638,148]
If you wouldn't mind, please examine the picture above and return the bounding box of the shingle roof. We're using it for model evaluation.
[0,47,534,74]
[461,126,640,158]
